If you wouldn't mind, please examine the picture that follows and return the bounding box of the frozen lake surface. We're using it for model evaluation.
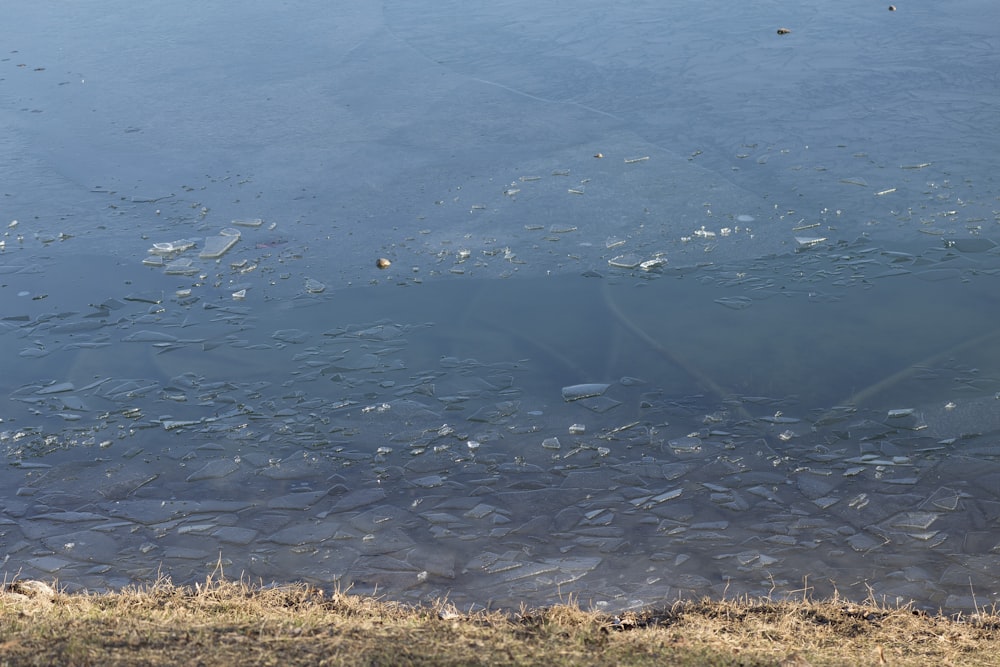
[2,1,999,612]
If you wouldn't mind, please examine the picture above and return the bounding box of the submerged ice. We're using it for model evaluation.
[3,236,1000,613]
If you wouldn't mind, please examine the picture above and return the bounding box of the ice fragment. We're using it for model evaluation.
[199,228,241,259]
[561,384,610,401]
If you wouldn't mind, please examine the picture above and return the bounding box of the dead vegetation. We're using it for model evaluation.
[1,574,999,666]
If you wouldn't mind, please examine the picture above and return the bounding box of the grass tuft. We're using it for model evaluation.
[2,573,999,666]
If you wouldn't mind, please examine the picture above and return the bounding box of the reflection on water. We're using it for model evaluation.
[3,239,999,612]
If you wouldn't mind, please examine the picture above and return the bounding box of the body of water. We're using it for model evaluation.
[2,1,999,612]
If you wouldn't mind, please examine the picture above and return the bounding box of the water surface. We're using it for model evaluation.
[2,1,999,612]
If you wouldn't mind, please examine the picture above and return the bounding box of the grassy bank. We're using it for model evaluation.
[2,576,998,666]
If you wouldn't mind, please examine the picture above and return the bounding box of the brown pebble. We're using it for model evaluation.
[776,28,791,35]
[376,258,391,269]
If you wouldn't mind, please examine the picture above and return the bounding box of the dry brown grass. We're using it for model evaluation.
[1,574,999,666]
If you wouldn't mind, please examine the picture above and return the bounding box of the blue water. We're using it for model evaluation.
[2,1,999,612]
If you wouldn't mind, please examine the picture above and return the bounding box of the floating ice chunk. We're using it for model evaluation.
[669,436,702,453]
[422,512,463,525]
[231,218,263,227]
[176,523,216,535]
[58,395,88,411]
[714,296,752,310]
[576,396,622,413]
[212,526,258,545]
[36,382,75,395]
[795,236,827,249]
[185,459,239,482]
[160,419,203,431]
[925,487,963,511]
[164,258,198,275]
[331,488,386,511]
[412,475,445,488]
[639,258,666,271]
[568,423,586,435]
[304,278,326,293]
[331,352,379,371]
[710,491,749,511]
[269,521,342,546]
[649,488,683,505]
[561,384,610,401]
[541,437,561,450]
[847,533,882,552]
[887,408,915,419]
[463,503,497,520]
[27,556,72,573]
[199,228,241,259]
[272,329,309,344]
[35,511,107,522]
[890,512,938,530]
[608,254,642,269]
[148,239,197,255]
[844,456,895,466]
[124,331,178,343]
